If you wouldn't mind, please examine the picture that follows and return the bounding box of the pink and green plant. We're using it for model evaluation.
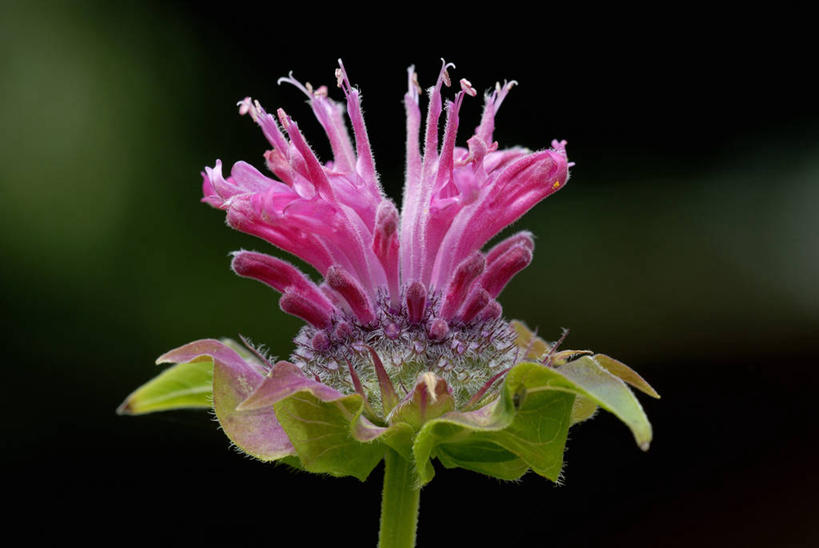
[120,60,659,548]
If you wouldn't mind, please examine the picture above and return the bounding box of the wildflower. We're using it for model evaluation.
[198,59,569,413]
[122,60,656,547]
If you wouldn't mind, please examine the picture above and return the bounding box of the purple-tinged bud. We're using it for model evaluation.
[384,322,401,340]
[427,318,449,341]
[334,321,353,341]
[406,281,427,324]
[280,291,332,329]
[480,244,532,298]
[458,287,491,324]
[475,300,502,323]
[440,252,486,320]
[485,231,534,265]
[231,251,334,313]
[311,331,331,352]
[326,265,376,325]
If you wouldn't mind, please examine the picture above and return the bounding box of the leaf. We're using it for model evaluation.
[413,356,655,485]
[159,339,296,461]
[413,363,576,485]
[274,391,386,481]
[117,360,213,415]
[593,354,661,399]
[551,356,653,450]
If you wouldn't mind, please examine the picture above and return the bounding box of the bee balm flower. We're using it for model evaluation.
[200,60,568,410]
[126,60,655,493]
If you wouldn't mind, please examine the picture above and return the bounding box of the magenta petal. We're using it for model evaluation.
[157,339,295,461]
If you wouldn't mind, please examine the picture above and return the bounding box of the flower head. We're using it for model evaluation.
[123,60,655,486]
[202,60,569,411]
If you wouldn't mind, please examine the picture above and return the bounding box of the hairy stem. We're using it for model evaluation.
[378,449,421,548]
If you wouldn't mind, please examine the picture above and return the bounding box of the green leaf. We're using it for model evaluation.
[117,359,213,415]
[552,356,653,450]
[274,391,387,481]
[413,363,576,485]
[412,357,655,484]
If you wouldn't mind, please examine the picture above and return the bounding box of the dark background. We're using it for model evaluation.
[2,2,817,546]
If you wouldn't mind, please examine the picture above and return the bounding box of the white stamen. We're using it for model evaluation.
[460,78,477,97]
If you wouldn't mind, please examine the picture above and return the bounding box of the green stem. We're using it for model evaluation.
[378,449,421,548]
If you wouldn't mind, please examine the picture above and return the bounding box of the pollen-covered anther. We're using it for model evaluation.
[459,78,477,97]
[279,291,332,329]
[405,281,427,324]
[326,265,376,326]
[439,252,486,320]
[427,318,449,341]
[480,245,533,298]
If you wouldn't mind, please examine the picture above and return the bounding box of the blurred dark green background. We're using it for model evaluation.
[2,2,817,546]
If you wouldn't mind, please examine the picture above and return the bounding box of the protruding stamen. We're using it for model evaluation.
[279,291,332,329]
[458,287,490,324]
[485,232,535,265]
[276,108,335,199]
[373,200,401,308]
[406,281,427,324]
[480,245,533,298]
[427,318,449,341]
[237,97,257,120]
[336,59,378,190]
[460,78,477,97]
[440,252,486,320]
[475,79,517,144]
[278,71,356,173]
[326,265,376,326]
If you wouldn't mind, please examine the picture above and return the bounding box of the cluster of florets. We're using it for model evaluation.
[202,60,570,416]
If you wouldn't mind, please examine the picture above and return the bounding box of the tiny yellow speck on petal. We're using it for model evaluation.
[552,180,561,190]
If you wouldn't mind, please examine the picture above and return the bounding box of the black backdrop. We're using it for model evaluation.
[2,2,817,546]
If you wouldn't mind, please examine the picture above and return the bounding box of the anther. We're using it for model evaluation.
[460,78,477,97]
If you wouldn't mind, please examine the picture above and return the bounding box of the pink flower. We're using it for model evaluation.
[123,60,657,489]
[204,58,568,353]
[180,60,573,470]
